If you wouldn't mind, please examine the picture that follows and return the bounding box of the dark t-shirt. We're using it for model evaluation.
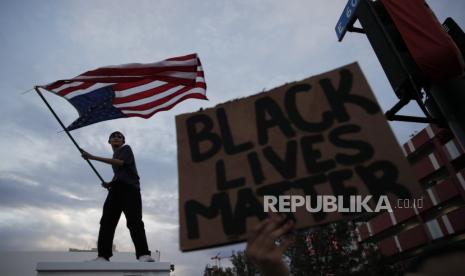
[112,145,140,189]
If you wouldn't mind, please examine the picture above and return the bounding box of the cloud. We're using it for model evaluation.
[0,122,73,172]
[0,206,100,250]
[0,172,96,209]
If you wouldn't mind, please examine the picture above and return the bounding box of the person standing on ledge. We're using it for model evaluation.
[81,131,154,262]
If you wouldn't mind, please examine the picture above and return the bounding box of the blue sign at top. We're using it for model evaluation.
[335,0,361,41]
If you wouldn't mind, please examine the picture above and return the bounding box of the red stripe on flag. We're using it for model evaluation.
[125,93,208,119]
[112,79,156,91]
[195,82,207,89]
[112,82,179,105]
[45,81,67,91]
[57,82,95,97]
[118,86,193,111]
[68,75,194,86]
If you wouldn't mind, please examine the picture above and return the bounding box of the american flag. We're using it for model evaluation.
[41,53,207,131]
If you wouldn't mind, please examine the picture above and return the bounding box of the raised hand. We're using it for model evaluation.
[246,213,295,276]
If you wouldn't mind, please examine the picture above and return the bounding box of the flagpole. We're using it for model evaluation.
[34,86,105,183]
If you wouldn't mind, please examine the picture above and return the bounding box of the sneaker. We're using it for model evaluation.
[138,255,155,262]
[87,256,109,262]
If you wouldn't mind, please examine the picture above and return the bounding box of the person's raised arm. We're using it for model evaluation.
[81,150,124,167]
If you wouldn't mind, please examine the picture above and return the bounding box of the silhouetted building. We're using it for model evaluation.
[356,124,465,261]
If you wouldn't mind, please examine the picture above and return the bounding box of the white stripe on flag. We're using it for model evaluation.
[115,80,167,98]
[114,86,185,108]
[157,71,197,79]
[65,83,114,99]
[72,71,198,81]
[53,81,84,93]
[121,88,205,116]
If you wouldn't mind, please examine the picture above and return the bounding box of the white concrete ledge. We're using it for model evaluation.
[37,261,171,274]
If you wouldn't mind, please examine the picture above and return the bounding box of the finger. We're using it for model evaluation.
[248,218,269,243]
[277,233,294,254]
[277,227,296,253]
[252,218,269,234]
[262,213,286,235]
[270,219,294,240]
[268,211,283,221]
[253,218,286,248]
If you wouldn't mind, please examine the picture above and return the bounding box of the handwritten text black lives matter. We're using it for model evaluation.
[177,65,416,249]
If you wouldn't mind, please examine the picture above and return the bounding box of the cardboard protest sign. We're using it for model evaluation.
[176,62,421,251]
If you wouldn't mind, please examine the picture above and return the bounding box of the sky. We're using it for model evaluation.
[0,0,464,275]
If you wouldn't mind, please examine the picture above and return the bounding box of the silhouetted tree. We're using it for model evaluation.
[285,221,402,276]
[230,250,259,276]
[203,265,234,276]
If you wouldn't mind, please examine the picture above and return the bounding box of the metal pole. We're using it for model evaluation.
[34,86,105,183]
